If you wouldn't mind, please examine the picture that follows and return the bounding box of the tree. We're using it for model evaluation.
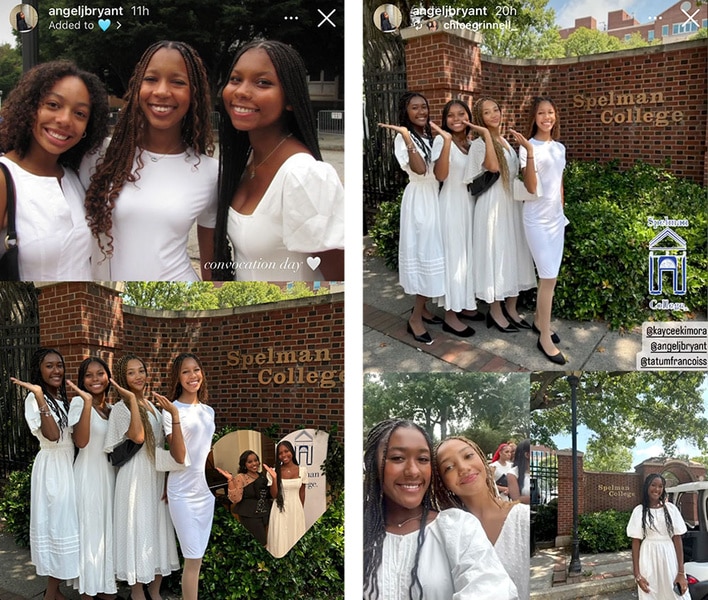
[583,438,633,472]
[531,372,708,455]
[0,44,22,97]
[564,27,623,56]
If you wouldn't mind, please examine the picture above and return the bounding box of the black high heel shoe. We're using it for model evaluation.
[501,305,532,329]
[457,310,486,322]
[486,311,518,333]
[536,337,566,365]
[407,322,433,345]
[442,321,476,337]
[532,322,560,343]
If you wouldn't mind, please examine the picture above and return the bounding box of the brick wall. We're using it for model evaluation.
[403,26,707,186]
[36,283,344,441]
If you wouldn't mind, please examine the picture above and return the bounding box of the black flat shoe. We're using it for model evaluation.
[442,322,476,337]
[407,322,433,345]
[457,311,486,322]
[501,305,532,329]
[422,314,443,325]
[536,338,566,365]
[532,322,560,343]
[486,311,518,333]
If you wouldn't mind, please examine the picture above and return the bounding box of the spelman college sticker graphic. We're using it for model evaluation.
[647,217,689,311]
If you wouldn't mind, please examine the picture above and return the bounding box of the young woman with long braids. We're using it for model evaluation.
[162,353,215,600]
[104,354,179,600]
[379,93,446,345]
[435,436,530,600]
[213,39,344,281]
[262,440,307,557]
[82,40,217,281]
[11,348,79,600]
[463,97,536,335]
[363,419,517,600]
[66,358,117,600]
[627,474,690,599]
[506,439,531,505]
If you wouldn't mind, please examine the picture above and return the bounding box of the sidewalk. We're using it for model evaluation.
[531,546,635,600]
[363,238,644,373]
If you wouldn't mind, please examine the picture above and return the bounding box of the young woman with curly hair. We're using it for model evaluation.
[436,436,530,599]
[262,440,308,557]
[363,419,517,600]
[0,61,109,280]
[82,40,217,281]
[212,40,344,281]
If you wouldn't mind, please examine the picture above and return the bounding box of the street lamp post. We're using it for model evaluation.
[567,372,582,575]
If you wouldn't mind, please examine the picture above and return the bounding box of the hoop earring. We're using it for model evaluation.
[82,132,87,138]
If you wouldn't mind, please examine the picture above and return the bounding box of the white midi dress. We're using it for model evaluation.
[24,393,79,579]
[464,138,536,302]
[104,401,179,584]
[266,465,308,558]
[68,398,117,595]
[163,401,216,559]
[432,136,477,312]
[495,504,531,600]
[394,134,445,298]
[626,503,691,600]
[519,140,569,279]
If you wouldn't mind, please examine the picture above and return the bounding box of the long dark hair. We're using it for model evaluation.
[213,39,322,280]
[363,419,437,600]
[441,99,471,137]
[512,439,530,494]
[274,440,299,512]
[77,356,112,399]
[526,96,561,140]
[641,473,674,538]
[169,353,208,403]
[29,348,69,434]
[398,91,433,164]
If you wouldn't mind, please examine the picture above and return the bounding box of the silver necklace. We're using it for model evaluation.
[248,133,292,179]
[387,512,423,528]
[148,142,184,163]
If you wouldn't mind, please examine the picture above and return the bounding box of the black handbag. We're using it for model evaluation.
[0,162,19,280]
[108,438,144,467]
[467,170,500,197]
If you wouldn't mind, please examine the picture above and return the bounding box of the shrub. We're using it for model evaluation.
[533,498,558,541]
[578,509,632,553]
[368,191,402,271]
[0,461,33,547]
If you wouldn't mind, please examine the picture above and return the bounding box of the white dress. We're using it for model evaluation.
[68,398,117,595]
[464,138,536,302]
[509,466,531,498]
[495,504,531,600]
[266,465,308,558]
[432,136,477,312]
[626,503,691,600]
[394,134,445,297]
[227,153,345,281]
[103,401,179,584]
[365,508,518,599]
[0,157,92,280]
[519,140,569,279]
[163,401,216,559]
[24,393,79,579]
[490,460,514,481]
[80,145,218,281]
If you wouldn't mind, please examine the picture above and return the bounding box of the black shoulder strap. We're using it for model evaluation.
[0,161,17,248]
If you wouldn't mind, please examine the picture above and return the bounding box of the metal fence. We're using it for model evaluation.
[318,110,344,135]
[531,447,558,506]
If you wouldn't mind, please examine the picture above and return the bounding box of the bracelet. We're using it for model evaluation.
[39,406,51,416]
[678,571,685,575]
[172,421,180,425]
[406,143,417,154]
[527,156,534,160]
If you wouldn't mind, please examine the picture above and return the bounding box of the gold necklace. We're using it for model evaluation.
[248,133,292,179]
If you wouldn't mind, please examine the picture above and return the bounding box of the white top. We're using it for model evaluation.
[495,504,531,600]
[80,144,218,281]
[509,466,531,497]
[0,156,92,280]
[519,140,568,228]
[366,508,518,599]
[227,153,344,281]
[490,460,514,480]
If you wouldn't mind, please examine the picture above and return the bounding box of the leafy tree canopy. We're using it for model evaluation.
[564,27,623,56]
[583,438,633,472]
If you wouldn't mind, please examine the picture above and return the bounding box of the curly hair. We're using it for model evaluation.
[526,96,561,140]
[84,40,214,258]
[28,348,69,434]
[168,352,208,403]
[0,60,109,171]
[213,39,322,280]
[273,440,300,512]
[472,97,512,193]
[113,354,155,462]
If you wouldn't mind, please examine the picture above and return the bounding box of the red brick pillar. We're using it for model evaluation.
[401,20,483,120]
[37,282,124,377]
[556,449,585,541]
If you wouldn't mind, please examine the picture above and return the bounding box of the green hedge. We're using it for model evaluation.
[0,461,32,547]
[369,161,707,329]
[534,499,558,542]
[578,509,632,553]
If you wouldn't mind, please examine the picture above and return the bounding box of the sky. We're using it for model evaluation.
[551,374,708,471]
[549,0,687,29]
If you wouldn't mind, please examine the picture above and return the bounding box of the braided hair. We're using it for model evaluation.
[84,40,214,259]
[213,39,322,280]
[398,91,433,165]
[273,440,299,512]
[29,348,69,434]
[363,419,437,600]
[641,473,674,538]
[113,354,155,462]
[169,352,208,404]
[472,97,512,192]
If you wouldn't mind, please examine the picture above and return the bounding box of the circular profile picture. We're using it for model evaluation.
[373,4,402,33]
[10,4,37,33]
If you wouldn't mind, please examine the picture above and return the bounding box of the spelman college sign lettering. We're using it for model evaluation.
[573,91,684,127]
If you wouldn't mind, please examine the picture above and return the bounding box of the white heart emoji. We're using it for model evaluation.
[307,256,321,271]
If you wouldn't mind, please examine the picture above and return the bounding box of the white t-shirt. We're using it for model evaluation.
[80,145,218,281]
